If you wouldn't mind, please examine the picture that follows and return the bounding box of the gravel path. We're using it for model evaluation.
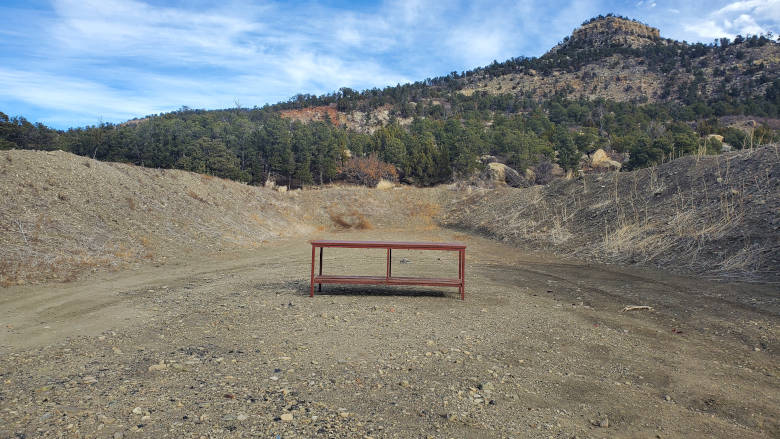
[1,229,777,438]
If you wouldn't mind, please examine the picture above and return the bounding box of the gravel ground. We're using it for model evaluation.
[1,229,777,438]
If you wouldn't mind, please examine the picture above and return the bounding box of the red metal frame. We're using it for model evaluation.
[309,240,466,300]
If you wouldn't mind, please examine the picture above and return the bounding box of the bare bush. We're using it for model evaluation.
[339,154,398,187]
[534,160,554,185]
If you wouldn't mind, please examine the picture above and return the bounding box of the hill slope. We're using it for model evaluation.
[0,149,445,285]
[0,150,309,285]
[444,145,780,281]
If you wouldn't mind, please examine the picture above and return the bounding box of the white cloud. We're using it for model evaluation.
[683,0,779,40]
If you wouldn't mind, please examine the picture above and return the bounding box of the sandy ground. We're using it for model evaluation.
[0,227,777,438]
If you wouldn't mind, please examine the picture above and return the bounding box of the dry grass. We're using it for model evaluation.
[376,179,394,190]
[444,146,780,280]
[328,209,373,230]
[187,190,207,203]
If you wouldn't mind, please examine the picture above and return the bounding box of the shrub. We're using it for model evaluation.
[339,154,398,187]
[534,160,554,185]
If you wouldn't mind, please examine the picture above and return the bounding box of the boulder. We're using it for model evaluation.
[590,149,622,170]
[524,168,536,183]
[485,162,528,187]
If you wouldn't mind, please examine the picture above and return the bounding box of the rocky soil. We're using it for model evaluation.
[1,229,777,438]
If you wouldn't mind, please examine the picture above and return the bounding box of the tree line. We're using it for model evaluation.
[2,93,777,188]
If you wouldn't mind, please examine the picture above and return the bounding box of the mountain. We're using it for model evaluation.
[458,15,779,107]
[1,15,779,188]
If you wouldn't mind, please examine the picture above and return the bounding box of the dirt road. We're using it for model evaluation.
[1,228,777,438]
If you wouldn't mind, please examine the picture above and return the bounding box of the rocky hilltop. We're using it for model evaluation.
[555,15,662,51]
[461,16,778,104]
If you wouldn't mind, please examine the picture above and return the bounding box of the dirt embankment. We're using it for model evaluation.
[0,150,446,286]
[443,145,780,281]
[0,150,310,285]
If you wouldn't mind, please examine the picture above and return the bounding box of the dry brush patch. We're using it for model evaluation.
[443,146,780,281]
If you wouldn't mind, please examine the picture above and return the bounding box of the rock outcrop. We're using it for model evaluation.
[484,162,529,187]
[562,16,661,51]
[590,149,622,170]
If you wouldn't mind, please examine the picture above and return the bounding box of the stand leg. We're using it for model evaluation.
[310,245,315,297]
[460,249,465,300]
[319,247,323,292]
[388,248,392,278]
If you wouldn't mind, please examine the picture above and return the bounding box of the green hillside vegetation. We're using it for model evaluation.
[1,14,779,187]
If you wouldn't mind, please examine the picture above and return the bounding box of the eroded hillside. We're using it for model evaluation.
[0,150,308,285]
[0,150,444,285]
[444,145,780,281]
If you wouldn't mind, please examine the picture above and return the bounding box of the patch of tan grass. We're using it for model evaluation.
[375,179,394,190]
[328,209,373,229]
[187,190,207,203]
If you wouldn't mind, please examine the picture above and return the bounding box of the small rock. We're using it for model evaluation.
[148,362,167,372]
[236,413,248,421]
[479,382,494,391]
[82,376,98,384]
[339,411,350,418]
[132,407,144,415]
[113,432,124,439]
[664,395,672,401]
[280,413,293,421]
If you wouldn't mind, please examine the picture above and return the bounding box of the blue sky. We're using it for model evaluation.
[1,0,778,129]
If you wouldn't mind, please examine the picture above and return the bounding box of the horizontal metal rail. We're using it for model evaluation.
[309,240,465,300]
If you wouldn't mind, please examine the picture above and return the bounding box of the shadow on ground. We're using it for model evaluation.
[302,284,450,298]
